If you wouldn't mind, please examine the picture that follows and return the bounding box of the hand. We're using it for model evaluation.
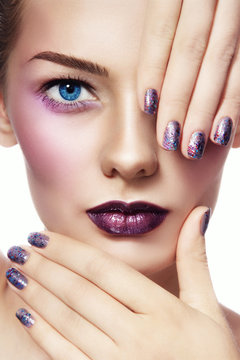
[138,0,240,159]
[6,207,240,360]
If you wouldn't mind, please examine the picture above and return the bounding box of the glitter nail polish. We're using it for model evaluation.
[187,131,206,159]
[214,116,233,146]
[16,308,35,328]
[28,232,49,248]
[200,208,211,236]
[6,267,28,290]
[163,121,181,151]
[7,246,30,265]
[144,89,158,115]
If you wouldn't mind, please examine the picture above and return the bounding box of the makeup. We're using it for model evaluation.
[16,308,35,328]
[6,268,28,290]
[214,116,233,146]
[163,121,181,151]
[144,89,158,115]
[28,232,49,248]
[87,201,169,236]
[187,131,206,159]
[7,246,30,265]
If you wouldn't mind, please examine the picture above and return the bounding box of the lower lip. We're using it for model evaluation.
[87,211,168,235]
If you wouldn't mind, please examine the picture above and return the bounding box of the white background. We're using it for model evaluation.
[0,145,239,314]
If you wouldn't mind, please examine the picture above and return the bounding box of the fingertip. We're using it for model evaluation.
[200,207,212,236]
[180,206,211,239]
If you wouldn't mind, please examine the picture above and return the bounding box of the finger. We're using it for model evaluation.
[10,303,90,360]
[176,206,228,328]
[210,39,240,146]
[157,0,217,149]
[137,0,183,114]
[181,0,240,158]
[23,231,174,315]
[6,246,132,345]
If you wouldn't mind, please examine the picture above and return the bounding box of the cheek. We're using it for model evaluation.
[8,91,96,193]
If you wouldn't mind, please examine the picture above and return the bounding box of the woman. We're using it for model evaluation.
[0,0,239,359]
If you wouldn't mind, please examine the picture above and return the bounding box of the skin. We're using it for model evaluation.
[0,0,239,358]
[138,0,240,157]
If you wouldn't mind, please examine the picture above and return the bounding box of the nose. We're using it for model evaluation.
[100,94,159,181]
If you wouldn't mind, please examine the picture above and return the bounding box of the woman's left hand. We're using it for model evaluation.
[6,206,240,360]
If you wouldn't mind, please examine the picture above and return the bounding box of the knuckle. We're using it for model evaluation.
[57,307,81,333]
[209,42,237,66]
[162,96,189,109]
[224,93,240,109]
[26,279,43,304]
[62,275,85,304]
[150,20,175,43]
[28,251,46,275]
[142,55,167,75]
[189,106,215,120]
[84,250,114,278]
[179,35,207,61]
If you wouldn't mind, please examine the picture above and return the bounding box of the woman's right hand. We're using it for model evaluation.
[138,0,240,159]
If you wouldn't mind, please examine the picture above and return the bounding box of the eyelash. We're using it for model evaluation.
[36,75,98,114]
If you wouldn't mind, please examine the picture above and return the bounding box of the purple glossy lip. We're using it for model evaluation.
[86,201,169,236]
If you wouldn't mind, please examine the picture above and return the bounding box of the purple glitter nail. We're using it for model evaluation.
[200,208,211,236]
[7,246,30,265]
[214,116,233,146]
[6,267,28,290]
[144,89,158,115]
[16,308,35,328]
[163,121,181,151]
[28,232,49,248]
[187,131,206,159]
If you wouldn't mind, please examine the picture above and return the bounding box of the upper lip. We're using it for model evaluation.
[86,200,169,214]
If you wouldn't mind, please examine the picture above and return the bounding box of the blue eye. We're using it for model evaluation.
[59,82,81,101]
[39,77,98,113]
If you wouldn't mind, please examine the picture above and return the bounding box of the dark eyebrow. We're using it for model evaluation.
[28,51,109,77]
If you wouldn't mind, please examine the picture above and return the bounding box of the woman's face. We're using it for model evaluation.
[4,0,230,278]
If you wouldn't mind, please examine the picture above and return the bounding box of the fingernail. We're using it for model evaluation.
[28,232,49,248]
[214,116,233,146]
[144,88,158,115]
[163,121,181,151]
[200,208,211,236]
[7,246,30,265]
[16,308,35,328]
[187,131,206,159]
[6,267,28,290]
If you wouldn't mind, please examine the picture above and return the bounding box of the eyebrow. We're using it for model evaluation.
[28,51,109,77]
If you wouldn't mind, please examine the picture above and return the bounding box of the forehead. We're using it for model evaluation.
[13,0,146,72]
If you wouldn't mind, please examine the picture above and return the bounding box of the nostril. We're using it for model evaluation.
[136,169,146,177]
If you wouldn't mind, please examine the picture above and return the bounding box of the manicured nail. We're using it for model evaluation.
[163,121,181,151]
[200,208,211,236]
[187,131,206,159]
[16,308,35,328]
[6,267,28,290]
[28,232,49,248]
[214,116,233,146]
[7,246,30,265]
[144,89,158,115]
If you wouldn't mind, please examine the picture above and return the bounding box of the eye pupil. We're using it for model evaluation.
[59,81,81,101]
[66,83,75,94]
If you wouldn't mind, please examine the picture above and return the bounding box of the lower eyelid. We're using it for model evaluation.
[40,94,100,114]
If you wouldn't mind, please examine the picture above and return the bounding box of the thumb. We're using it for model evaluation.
[176,206,227,326]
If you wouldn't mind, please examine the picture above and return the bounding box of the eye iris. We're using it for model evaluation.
[59,82,81,101]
